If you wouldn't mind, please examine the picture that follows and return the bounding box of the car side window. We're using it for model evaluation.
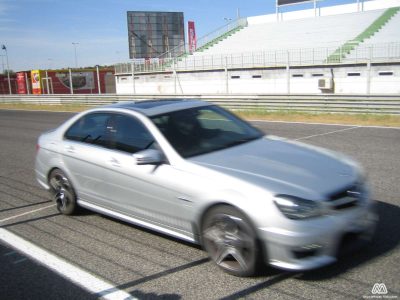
[106,114,155,154]
[65,113,109,146]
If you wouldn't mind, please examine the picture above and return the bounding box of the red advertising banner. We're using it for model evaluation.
[16,72,27,94]
[188,21,197,54]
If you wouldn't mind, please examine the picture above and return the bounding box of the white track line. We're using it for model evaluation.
[0,204,56,223]
[0,229,136,300]
[295,126,360,141]
[0,204,136,299]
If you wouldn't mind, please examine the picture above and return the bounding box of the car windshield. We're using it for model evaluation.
[150,105,263,158]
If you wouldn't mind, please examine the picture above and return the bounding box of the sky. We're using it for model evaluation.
[0,0,362,72]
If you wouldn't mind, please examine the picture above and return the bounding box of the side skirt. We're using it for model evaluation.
[77,200,197,244]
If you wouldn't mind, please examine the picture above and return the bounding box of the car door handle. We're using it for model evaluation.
[108,157,121,167]
[65,145,75,153]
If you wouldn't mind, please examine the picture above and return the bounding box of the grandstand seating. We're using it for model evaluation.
[174,8,399,70]
[345,8,400,61]
[196,10,382,55]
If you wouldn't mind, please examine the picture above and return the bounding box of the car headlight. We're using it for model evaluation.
[274,195,321,220]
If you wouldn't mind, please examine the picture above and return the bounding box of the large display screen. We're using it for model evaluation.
[277,0,313,6]
[127,11,185,59]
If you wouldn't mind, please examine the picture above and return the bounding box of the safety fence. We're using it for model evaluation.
[115,42,400,74]
[1,94,400,114]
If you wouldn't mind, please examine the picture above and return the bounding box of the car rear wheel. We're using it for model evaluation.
[201,205,261,277]
[48,169,77,215]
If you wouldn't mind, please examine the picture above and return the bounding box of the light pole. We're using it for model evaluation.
[1,45,12,94]
[95,65,101,94]
[72,42,79,68]
[0,55,5,73]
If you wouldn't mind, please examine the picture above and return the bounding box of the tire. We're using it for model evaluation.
[48,169,77,215]
[201,205,261,277]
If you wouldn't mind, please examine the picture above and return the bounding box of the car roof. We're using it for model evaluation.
[102,99,209,116]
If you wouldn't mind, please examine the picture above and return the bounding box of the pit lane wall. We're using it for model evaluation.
[114,64,400,95]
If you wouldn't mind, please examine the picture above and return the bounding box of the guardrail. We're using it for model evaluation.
[1,94,400,114]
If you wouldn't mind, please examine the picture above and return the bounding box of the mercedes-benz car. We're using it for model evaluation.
[35,99,377,276]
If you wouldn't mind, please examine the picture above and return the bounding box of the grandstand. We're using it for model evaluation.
[345,7,400,62]
[115,0,400,95]
[196,10,382,55]
[176,7,400,69]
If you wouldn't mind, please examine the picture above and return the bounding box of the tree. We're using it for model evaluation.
[1,69,15,76]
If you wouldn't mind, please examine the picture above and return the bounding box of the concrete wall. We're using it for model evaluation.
[115,65,400,95]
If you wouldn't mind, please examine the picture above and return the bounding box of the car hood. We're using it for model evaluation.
[189,136,359,199]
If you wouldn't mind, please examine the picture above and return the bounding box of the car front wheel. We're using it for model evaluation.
[48,169,77,215]
[201,205,261,277]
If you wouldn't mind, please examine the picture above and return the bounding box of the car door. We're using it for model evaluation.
[101,113,193,234]
[62,112,113,206]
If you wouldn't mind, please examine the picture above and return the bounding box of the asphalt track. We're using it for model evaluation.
[0,109,399,300]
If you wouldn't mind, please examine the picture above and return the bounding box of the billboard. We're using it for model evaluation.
[31,70,42,94]
[188,21,197,54]
[127,11,185,59]
[277,0,313,6]
[16,72,27,94]
[0,74,17,94]
[56,72,94,90]
[19,69,115,95]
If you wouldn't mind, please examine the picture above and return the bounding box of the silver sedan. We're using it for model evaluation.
[35,99,377,276]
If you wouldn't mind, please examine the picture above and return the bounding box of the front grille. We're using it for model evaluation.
[327,183,364,210]
[333,201,358,210]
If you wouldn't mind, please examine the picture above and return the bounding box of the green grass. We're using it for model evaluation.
[0,103,90,112]
[233,109,400,127]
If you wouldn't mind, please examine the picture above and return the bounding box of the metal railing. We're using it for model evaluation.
[195,18,248,52]
[1,94,400,114]
[156,18,248,59]
[115,42,400,74]
[344,42,400,63]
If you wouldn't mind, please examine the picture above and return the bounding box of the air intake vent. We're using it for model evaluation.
[327,184,363,210]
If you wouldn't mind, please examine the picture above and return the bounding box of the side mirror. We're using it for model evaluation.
[133,149,164,165]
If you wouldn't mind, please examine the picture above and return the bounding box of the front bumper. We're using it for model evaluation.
[258,203,378,271]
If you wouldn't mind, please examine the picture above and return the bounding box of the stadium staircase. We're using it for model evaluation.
[195,25,246,53]
[159,18,247,69]
[169,24,246,65]
[326,7,400,62]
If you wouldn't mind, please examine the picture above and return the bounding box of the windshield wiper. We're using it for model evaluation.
[81,134,91,142]
[92,135,102,144]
